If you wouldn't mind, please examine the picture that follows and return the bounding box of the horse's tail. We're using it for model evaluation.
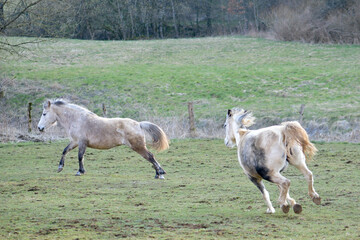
[282,121,317,162]
[140,121,169,151]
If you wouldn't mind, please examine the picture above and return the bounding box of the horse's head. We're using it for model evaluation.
[37,100,58,132]
[224,108,255,147]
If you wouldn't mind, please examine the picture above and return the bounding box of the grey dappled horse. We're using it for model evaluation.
[37,99,169,178]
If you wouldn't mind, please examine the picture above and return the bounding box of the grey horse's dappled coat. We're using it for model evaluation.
[38,99,169,178]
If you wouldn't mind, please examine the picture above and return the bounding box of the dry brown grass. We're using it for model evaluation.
[1,104,359,143]
[269,0,360,44]
[0,76,67,142]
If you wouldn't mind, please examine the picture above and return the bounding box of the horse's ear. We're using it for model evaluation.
[227,109,232,117]
[46,100,51,109]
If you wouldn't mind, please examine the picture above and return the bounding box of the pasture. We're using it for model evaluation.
[1,36,360,141]
[0,140,359,239]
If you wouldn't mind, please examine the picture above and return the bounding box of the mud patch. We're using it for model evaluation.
[28,186,40,191]
[37,228,59,235]
[177,223,209,229]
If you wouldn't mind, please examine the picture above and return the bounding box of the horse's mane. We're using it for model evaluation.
[231,107,256,128]
[46,99,94,114]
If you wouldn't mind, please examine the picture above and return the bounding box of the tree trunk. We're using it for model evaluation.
[146,21,149,38]
[252,0,259,31]
[87,22,94,40]
[196,5,199,35]
[205,0,212,34]
[116,0,127,40]
[158,0,165,38]
[0,0,5,29]
[127,0,136,38]
[140,0,150,39]
[170,0,178,38]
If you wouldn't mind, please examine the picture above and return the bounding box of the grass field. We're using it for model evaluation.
[0,140,359,239]
[1,36,360,140]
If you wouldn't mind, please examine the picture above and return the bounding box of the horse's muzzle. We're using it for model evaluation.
[38,126,45,132]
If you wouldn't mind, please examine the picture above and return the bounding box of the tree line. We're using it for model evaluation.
[1,0,359,44]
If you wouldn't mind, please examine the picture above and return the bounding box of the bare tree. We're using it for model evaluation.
[0,0,45,56]
[1,0,358,43]
[0,0,44,33]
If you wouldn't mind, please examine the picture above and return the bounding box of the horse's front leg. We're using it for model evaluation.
[75,142,87,176]
[58,142,78,173]
[271,173,291,213]
[248,176,275,214]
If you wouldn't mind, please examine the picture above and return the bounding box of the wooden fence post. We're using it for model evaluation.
[28,102,32,133]
[188,102,196,137]
[299,104,305,125]
[102,103,107,117]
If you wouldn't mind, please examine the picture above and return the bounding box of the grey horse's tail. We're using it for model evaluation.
[140,121,169,151]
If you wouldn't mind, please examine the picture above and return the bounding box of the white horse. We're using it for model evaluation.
[37,99,169,178]
[224,108,321,214]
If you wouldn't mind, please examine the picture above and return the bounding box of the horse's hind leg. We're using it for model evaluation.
[58,142,78,173]
[249,176,275,214]
[75,142,87,176]
[133,146,166,179]
[289,147,321,205]
[295,162,320,205]
[286,192,302,214]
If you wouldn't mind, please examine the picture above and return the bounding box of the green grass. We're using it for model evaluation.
[2,36,360,122]
[0,140,359,239]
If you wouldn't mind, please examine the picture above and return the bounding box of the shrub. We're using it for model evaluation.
[269,0,360,43]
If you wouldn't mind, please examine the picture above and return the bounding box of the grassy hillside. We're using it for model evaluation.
[0,140,359,239]
[1,36,360,140]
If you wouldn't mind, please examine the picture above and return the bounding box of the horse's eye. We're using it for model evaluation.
[43,113,47,116]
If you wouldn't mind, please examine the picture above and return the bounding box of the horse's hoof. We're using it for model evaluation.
[266,208,275,214]
[312,197,321,205]
[155,174,165,179]
[75,171,82,176]
[281,204,290,213]
[293,204,302,214]
[57,166,63,173]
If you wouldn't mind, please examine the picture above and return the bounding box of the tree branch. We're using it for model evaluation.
[0,0,44,32]
[0,37,46,56]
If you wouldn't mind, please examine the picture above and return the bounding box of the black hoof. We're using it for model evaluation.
[155,174,165,179]
[312,197,321,205]
[57,166,63,173]
[281,204,290,214]
[293,204,302,214]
